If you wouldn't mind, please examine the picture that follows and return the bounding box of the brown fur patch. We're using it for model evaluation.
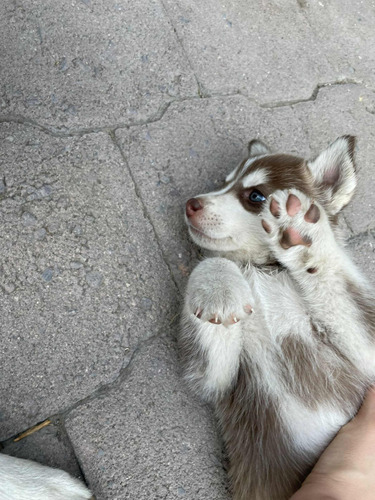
[217,331,368,499]
[234,154,317,214]
[218,357,309,500]
[278,332,365,411]
[245,154,315,195]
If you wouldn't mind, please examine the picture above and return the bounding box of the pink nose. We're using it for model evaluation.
[186,198,203,218]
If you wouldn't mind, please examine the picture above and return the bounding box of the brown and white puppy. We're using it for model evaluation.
[180,136,375,500]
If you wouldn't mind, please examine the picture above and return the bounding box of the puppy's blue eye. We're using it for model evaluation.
[249,189,266,202]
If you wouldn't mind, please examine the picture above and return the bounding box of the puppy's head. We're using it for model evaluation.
[185,136,356,264]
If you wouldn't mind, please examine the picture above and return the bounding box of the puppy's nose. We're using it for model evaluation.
[186,198,203,218]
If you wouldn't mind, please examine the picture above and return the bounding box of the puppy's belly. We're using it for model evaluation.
[281,395,349,456]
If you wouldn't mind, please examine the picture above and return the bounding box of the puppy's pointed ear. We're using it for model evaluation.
[308,135,356,214]
[248,139,271,158]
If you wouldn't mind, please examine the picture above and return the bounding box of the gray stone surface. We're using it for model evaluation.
[1,1,375,499]
[300,0,375,88]
[1,419,84,480]
[66,335,229,500]
[0,125,176,439]
[161,0,334,102]
[0,0,196,130]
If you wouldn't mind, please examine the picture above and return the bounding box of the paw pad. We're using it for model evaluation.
[286,193,301,216]
[280,227,312,249]
[270,198,281,218]
[262,193,321,250]
[304,203,320,223]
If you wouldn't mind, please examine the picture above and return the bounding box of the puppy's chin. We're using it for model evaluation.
[187,226,238,252]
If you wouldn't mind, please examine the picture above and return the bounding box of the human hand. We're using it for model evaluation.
[290,387,375,500]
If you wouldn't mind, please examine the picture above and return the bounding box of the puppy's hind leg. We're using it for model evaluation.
[180,257,254,402]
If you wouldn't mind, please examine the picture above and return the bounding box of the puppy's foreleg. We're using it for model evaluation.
[180,257,253,401]
[261,189,375,366]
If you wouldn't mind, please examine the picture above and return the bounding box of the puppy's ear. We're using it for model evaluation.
[248,139,271,158]
[308,135,356,214]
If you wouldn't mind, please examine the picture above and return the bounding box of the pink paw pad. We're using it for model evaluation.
[270,199,281,218]
[286,194,301,216]
[280,227,312,249]
[304,203,320,223]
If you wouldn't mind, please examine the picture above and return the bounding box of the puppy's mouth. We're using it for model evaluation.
[187,223,231,243]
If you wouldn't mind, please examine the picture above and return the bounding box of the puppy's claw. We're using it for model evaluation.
[244,304,253,314]
[194,308,203,318]
[208,314,221,324]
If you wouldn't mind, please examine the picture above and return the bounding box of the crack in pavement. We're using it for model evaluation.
[109,130,181,294]
[60,328,173,420]
[158,0,206,99]
[259,78,367,108]
[0,327,176,448]
[0,79,372,139]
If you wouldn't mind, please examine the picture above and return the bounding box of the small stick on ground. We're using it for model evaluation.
[14,419,51,442]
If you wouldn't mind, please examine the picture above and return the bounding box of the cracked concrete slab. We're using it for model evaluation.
[0,0,196,130]
[299,0,375,89]
[160,0,334,102]
[66,335,229,500]
[0,125,176,439]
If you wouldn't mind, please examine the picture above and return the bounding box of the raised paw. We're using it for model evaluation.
[185,258,254,328]
[261,189,332,272]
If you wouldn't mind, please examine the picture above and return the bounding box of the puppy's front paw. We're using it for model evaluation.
[186,258,253,327]
[261,189,333,273]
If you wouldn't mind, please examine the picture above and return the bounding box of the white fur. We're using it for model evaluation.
[0,454,92,500]
[241,169,268,188]
[281,398,348,455]
[184,258,253,398]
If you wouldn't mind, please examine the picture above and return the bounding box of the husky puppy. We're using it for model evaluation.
[180,136,375,500]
